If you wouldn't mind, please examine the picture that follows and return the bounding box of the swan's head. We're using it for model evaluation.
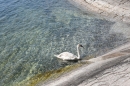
[77,44,84,48]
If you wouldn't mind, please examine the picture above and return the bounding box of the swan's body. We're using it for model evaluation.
[54,44,83,60]
[54,52,78,60]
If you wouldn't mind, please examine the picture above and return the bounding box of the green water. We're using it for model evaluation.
[0,0,127,86]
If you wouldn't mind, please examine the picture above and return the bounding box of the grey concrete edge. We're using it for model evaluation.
[41,54,130,86]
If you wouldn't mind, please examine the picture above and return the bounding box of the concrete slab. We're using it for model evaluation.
[68,0,130,23]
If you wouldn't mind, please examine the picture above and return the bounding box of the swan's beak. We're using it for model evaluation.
[80,45,84,48]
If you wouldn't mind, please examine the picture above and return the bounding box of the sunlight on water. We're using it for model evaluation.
[0,0,128,86]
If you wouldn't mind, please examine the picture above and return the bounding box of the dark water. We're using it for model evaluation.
[0,0,127,86]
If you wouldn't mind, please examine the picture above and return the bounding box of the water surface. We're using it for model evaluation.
[0,0,127,86]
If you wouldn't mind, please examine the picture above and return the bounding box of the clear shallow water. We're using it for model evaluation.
[0,0,127,86]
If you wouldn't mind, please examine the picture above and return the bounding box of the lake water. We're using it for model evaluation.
[0,0,127,86]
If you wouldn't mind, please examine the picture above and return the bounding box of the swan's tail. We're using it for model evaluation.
[54,54,58,57]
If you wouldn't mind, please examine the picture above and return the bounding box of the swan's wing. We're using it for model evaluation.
[57,52,77,60]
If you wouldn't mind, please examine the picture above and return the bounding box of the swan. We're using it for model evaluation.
[54,44,84,60]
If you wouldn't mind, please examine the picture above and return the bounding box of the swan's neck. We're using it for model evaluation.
[77,45,80,59]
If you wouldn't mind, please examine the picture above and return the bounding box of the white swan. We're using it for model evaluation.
[54,44,84,60]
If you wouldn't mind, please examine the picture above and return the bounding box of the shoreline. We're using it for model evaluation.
[35,1,130,85]
[68,0,130,24]
[40,42,130,86]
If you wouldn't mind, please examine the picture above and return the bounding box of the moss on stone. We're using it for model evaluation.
[26,62,89,86]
